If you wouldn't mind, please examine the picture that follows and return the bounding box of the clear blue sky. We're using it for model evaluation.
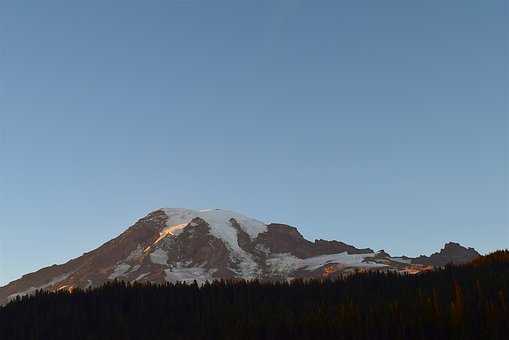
[1,0,507,286]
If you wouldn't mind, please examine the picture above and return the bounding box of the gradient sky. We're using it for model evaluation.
[1,0,508,286]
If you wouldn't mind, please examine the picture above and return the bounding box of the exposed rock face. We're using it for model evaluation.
[314,240,374,255]
[0,209,481,305]
[412,242,481,266]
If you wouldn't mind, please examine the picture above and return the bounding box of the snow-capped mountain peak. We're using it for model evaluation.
[0,208,480,305]
[162,207,268,241]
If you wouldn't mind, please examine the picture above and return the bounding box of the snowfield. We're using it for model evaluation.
[161,208,266,279]
[267,252,387,276]
[108,263,132,279]
[150,248,169,265]
[164,262,217,284]
[161,208,268,241]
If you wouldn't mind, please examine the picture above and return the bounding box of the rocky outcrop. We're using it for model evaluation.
[412,242,480,266]
[313,239,374,255]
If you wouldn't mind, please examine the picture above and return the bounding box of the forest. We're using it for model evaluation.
[1,251,508,340]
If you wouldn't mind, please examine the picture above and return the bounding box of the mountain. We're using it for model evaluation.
[0,208,480,305]
[412,242,481,266]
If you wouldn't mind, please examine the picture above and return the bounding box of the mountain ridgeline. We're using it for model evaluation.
[0,208,480,305]
[1,251,508,340]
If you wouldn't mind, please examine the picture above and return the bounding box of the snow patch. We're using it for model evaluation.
[164,262,216,284]
[150,248,169,265]
[301,253,385,270]
[125,244,143,261]
[229,254,260,279]
[267,252,386,275]
[132,273,150,282]
[129,264,141,273]
[108,263,131,279]
[266,254,302,276]
[7,272,72,301]
[255,244,271,256]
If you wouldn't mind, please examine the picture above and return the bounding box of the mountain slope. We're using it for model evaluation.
[0,208,480,304]
[2,251,506,340]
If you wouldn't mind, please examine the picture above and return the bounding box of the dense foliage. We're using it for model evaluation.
[1,251,508,340]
